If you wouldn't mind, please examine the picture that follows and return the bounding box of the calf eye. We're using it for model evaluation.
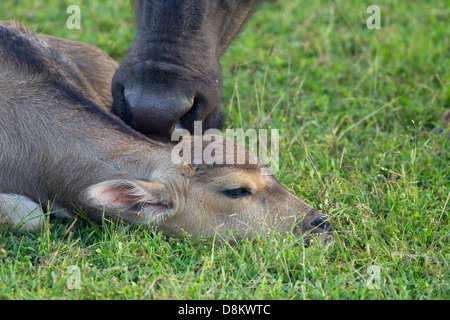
[223,188,251,199]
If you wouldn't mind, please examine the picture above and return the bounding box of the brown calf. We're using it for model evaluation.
[0,23,331,242]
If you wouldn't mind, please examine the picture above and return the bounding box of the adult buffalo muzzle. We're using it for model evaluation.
[111,0,261,138]
[123,84,194,136]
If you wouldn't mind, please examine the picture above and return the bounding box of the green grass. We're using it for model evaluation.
[0,0,449,300]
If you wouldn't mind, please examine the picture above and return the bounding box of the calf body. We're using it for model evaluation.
[0,24,330,242]
[0,24,164,226]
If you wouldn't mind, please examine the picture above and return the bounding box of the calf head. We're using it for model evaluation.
[83,135,331,242]
[112,0,260,137]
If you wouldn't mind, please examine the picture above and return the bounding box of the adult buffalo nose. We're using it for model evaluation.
[124,85,194,137]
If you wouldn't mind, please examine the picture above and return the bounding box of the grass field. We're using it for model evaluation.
[0,0,448,300]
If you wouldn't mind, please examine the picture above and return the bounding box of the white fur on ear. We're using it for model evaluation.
[82,179,173,225]
[0,193,45,231]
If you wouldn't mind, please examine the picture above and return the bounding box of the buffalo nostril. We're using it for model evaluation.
[123,85,194,136]
[310,214,331,231]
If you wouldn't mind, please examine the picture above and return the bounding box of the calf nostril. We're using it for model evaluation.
[310,215,331,231]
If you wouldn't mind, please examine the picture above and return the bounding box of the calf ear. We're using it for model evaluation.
[82,179,172,224]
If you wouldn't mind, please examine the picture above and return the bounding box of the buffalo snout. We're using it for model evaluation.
[112,62,224,137]
[123,84,194,136]
[110,0,261,138]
